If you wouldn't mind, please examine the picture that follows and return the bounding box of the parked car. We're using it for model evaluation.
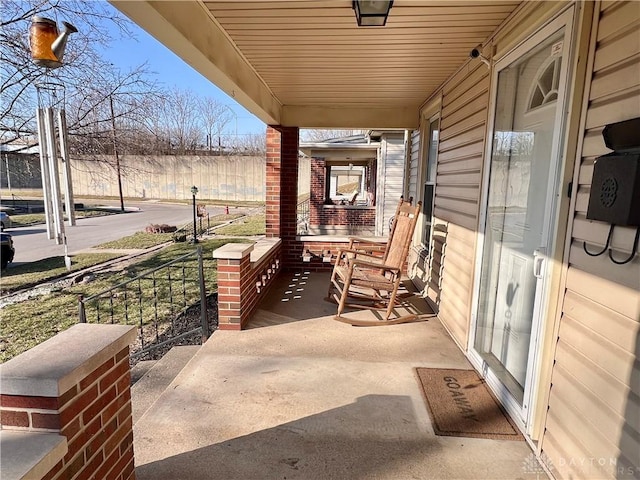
[1,232,15,270]
[0,212,11,230]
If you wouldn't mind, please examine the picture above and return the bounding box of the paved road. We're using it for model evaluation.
[6,201,225,264]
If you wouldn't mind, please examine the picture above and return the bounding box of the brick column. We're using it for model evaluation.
[214,243,254,331]
[213,240,282,330]
[309,158,325,228]
[266,125,300,268]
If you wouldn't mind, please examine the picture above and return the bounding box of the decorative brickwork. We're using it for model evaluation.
[214,240,282,330]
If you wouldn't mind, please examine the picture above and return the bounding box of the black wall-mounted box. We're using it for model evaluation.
[586,153,640,226]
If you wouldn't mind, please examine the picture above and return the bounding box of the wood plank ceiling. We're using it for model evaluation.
[112,0,521,127]
[204,1,520,109]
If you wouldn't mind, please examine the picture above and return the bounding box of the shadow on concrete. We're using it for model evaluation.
[135,394,441,480]
[249,271,433,328]
[5,227,47,237]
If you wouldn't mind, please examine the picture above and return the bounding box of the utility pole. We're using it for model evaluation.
[109,95,125,212]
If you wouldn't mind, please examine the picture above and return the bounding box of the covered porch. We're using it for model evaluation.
[132,270,539,479]
[96,1,640,478]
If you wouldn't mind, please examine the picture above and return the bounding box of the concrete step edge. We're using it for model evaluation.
[131,345,201,425]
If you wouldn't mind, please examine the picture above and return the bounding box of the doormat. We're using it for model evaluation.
[415,368,523,440]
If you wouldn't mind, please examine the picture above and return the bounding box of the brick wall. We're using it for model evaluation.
[214,240,282,330]
[309,157,326,227]
[309,157,375,232]
[0,324,136,480]
[312,207,376,228]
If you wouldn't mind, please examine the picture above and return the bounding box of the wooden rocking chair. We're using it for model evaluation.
[328,197,422,326]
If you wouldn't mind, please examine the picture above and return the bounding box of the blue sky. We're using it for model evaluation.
[100,3,266,136]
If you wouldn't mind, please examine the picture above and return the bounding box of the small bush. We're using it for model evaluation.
[173,232,187,243]
[145,224,177,233]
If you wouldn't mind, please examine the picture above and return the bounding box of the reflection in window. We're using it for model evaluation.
[528,56,561,110]
[324,160,375,206]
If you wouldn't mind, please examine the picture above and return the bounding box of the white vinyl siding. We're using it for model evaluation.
[376,134,406,236]
[541,2,640,479]
[428,62,489,347]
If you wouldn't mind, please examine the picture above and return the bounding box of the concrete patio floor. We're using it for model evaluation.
[133,270,546,480]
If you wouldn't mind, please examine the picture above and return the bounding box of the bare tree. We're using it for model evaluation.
[299,129,367,142]
[235,133,266,155]
[1,0,134,144]
[160,88,201,154]
[66,64,158,153]
[198,97,233,152]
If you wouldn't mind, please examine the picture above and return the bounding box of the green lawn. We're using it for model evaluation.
[0,253,123,294]
[10,209,118,227]
[96,232,175,250]
[214,214,266,236]
[0,238,249,363]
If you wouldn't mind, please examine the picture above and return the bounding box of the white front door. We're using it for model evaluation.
[470,10,574,432]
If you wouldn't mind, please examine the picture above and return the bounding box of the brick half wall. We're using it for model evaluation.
[0,324,137,480]
[214,239,282,330]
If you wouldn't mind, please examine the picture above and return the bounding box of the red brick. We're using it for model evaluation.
[0,395,57,410]
[104,416,132,456]
[119,430,134,455]
[115,371,131,396]
[65,452,85,478]
[31,412,61,430]
[102,387,129,425]
[94,443,121,480]
[99,359,129,393]
[59,384,98,426]
[117,403,132,426]
[66,430,88,461]
[115,347,129,363]
[82,385,117,424]
[0,409,29,427]
[218,323,241,331]
[76,449,104,480]
[41,459,63,480]
[80,356,115,390]
[121,457,135,480]
[106,443,132,480]
[58,385,78,409]
[61,415,81,441]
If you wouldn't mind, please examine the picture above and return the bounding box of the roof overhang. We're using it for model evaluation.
[111,0,521,129]
[299,142,379,160]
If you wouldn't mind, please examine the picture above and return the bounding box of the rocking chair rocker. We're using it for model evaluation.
[328,197,422,326]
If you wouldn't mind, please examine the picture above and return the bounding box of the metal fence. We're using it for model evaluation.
[78,247,212,361]
[297,198,310,234]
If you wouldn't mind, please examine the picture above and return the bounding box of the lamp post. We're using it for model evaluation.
[190,185,198,243]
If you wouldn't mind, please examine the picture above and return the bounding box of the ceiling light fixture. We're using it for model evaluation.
[352,0,393,27]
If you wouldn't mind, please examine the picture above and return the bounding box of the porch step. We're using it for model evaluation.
[131,345,200,425]
[131,360,156,386]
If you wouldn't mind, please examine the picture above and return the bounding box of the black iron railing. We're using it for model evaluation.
[297,198,310,234]
[78,247,212,361]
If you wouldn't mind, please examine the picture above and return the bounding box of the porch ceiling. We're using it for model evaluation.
[111,1,520,129]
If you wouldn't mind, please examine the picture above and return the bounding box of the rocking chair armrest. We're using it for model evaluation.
[348,257,400,273]
[347,237,388,252]
[335,248,382,262]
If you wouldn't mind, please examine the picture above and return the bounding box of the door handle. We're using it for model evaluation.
[533,249,545,279]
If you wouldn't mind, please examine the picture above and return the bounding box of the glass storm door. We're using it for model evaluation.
[472,15,572,427]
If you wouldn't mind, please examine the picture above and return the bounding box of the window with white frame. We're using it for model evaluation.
[422,117,439,245]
